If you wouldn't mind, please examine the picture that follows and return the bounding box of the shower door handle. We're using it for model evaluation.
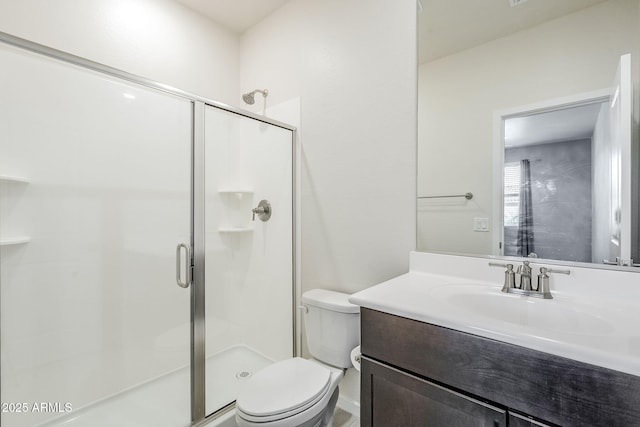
[176,243,192,288]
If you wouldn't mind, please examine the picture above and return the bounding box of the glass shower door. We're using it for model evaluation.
[0,43,192,426]
[202,105,294,416]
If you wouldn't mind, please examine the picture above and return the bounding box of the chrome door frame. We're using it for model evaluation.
[0,30,298,426]
[192,101,207,421]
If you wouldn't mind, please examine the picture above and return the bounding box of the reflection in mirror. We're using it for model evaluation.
[417,0,640,269]
[502,99,609,263]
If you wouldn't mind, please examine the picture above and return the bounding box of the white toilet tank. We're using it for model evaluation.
[301,289,360,369]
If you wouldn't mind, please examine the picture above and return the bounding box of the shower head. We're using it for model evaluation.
[242,92,256,105]
[242,89,268,105]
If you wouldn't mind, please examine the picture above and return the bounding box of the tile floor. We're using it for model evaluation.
[333,407,360,427]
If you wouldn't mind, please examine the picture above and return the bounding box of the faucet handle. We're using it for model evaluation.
[535,267,570,299]
[546,267,571,275]
[503,264,516,291]
[251,200,272,222]
[489,262,512,269]
[536,267,552,298]
[489,262,516,292]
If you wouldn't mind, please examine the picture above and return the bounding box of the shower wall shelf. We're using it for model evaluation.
[0,175,29,184]
[1,176,30,247]
[218,189,254,231]
[0,237,31,246]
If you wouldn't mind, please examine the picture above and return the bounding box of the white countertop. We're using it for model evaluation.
[349,252,640,377]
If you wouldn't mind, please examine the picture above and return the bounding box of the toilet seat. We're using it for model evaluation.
[236,358,332,423]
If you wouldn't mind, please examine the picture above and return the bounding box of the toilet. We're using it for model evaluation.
[235,289,360,427]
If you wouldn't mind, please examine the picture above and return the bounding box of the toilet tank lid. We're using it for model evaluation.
[302,289,360,314]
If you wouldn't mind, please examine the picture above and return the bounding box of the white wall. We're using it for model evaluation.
[240,0,418,411]
[242,0,417,296]
[418,0,640,256]
[0,0,241,105]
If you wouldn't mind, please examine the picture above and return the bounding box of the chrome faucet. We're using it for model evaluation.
[489,261,570,299]
[516,260,532,291]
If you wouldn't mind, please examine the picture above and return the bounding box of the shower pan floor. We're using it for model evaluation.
[39,345,273,427]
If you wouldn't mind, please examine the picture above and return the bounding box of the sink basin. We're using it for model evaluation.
[429,284,613,335]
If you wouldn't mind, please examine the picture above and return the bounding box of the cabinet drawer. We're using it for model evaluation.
[362,357,506,427]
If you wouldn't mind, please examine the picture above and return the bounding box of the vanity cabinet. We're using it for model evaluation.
[360,308,640,427]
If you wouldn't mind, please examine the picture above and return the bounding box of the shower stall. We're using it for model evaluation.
[0,33,296,427]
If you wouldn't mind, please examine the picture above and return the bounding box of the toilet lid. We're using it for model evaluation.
[236,357,331,418]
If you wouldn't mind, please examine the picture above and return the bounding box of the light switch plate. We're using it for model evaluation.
[474,217,489,232]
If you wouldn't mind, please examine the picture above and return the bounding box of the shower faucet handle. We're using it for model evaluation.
[252,200,272,222]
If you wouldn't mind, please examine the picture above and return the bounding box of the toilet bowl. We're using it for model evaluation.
[235,289,360,427]
[235,358,343,427]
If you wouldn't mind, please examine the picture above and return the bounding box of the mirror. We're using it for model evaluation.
[417,0,640,269]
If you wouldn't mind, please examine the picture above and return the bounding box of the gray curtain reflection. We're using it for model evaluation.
[517,159,534,257]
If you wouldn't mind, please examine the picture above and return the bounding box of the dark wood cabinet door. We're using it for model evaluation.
[362,357,506,427]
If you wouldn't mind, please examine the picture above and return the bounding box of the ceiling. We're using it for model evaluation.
[175,0,290,33]
[175,0,610,63]
[418,0,609,63]
[504,102,606,148]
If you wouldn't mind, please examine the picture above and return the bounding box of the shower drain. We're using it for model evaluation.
[235,370,252,379]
